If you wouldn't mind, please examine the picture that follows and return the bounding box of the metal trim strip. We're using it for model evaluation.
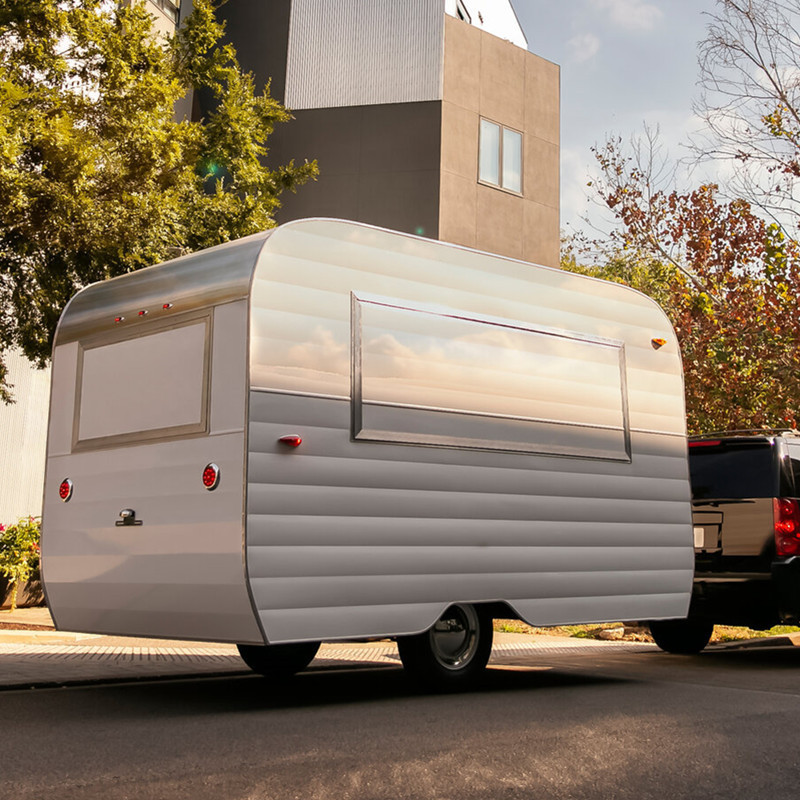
[246,387,688,440]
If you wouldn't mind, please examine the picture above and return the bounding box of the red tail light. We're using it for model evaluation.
[59,478,73,502]
[202,463,220,491]
[774,498,800,557]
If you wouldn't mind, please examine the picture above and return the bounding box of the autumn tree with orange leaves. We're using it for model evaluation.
[567,0,800,434]
[567,135,800,434]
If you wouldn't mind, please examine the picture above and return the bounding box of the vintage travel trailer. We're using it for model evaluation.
[41,218,694,686]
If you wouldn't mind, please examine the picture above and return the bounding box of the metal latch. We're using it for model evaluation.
[116,508,143,527]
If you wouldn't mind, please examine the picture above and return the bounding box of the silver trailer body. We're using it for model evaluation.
[42,219,693,646]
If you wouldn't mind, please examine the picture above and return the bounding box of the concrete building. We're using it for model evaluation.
[201,0,561,266]
[132,0,181,37]
[0,352,50,523]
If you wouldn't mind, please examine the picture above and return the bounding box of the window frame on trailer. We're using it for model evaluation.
[71,309,213,453]
[350,292,632,462]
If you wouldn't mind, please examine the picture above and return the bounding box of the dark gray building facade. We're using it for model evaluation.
[182,0,560,266]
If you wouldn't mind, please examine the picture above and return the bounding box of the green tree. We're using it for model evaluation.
[560,237,678,312]
[0,0,317,401]
[0,516,40,612]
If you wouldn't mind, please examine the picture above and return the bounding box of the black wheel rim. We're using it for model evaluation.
[428,604,480,670]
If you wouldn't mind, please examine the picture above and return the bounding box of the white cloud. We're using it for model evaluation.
[590,0,663,32]
[567,33,601,63]
[286,326,349,373]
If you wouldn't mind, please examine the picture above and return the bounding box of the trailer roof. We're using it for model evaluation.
[54,231,273,347]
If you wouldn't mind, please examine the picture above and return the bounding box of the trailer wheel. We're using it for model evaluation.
[649,619,713,654]
[397,604,493,690]
[236,641,321,678]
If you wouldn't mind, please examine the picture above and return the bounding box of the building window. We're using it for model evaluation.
[479,119,522,194]
[145,0,180,24]
[455,1,471,22]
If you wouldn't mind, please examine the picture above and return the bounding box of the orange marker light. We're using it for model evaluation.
[651,337,667,350]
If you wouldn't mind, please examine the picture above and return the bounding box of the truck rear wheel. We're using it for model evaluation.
[649,618,713,654]
[397,604,493,690]
[237,641,320,678]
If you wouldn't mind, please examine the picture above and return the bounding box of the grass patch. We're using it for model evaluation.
[493,619,800,643]
[711,624,800,642]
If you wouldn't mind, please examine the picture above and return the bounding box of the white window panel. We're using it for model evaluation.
[479,118,523,194]
[502,127,522,193]
[479,119,501,186]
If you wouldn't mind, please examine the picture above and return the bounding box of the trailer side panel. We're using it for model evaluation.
[245,220,692,643]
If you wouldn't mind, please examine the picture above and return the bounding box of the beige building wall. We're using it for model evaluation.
[135,0,180,38]
[0,351,50,524]
[439,15,560,267]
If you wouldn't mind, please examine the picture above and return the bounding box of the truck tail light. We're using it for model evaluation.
[202,463,220,491]
[774,498,800,557]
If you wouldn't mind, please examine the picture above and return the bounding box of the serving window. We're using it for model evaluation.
[73,316,211,450]
[352,295,630,460]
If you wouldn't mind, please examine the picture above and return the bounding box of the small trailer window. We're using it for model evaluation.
[74,318,210,449]
[352,296,631,460]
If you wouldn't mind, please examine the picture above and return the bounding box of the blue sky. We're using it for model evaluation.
[512,0,719,233]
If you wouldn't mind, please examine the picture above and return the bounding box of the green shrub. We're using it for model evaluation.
[0,517,41,612]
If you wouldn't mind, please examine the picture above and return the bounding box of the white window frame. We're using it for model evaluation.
[478,118,523,195]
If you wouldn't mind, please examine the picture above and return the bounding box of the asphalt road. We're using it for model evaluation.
[3,645,800,800]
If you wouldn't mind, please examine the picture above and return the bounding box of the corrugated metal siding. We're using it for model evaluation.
[0,350,50,523]
[247,393,691,643]
[245,220,693,644]
[285,0,445,109]
[43,431,259,641]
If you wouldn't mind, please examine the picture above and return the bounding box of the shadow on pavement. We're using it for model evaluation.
[0,663,631,720]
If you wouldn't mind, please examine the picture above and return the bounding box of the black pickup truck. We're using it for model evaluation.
[649,432,800,654]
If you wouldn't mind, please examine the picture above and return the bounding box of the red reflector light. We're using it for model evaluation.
[162,303,173,310]
[202,463,220,490]
[689,440,722,448]
[59,478,73,502]
[114,316,124,323]
[138,310,148,317]
[774,498,800,557]
[278,435,303,448]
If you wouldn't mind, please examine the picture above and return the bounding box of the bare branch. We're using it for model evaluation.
[693,0,800,226]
